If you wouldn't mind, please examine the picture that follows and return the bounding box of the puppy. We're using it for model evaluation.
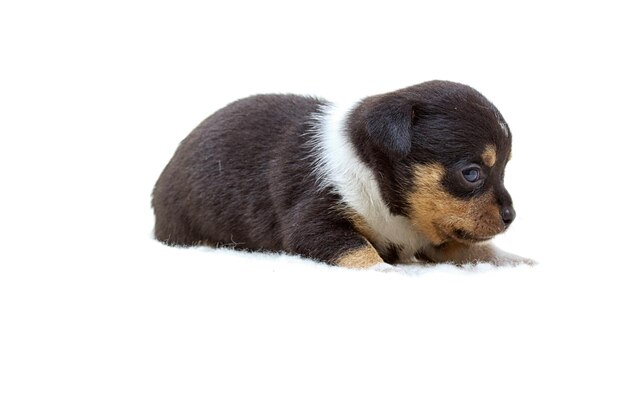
[152,80,531,269]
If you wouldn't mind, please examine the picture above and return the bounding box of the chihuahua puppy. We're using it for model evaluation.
[152,80,531,269]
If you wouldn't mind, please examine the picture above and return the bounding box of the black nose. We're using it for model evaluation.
[501,206,516,226]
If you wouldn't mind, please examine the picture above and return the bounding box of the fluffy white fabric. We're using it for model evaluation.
[3,234,624,417]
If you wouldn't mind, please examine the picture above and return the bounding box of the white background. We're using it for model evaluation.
[1,1,625,417]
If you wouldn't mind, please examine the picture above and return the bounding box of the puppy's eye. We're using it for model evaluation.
[462,167,481,183]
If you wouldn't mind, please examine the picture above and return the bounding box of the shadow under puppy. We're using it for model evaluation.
[152,80,532,269]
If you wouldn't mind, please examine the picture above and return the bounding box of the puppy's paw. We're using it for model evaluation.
[369,262,403,273]
[491,252,537,267]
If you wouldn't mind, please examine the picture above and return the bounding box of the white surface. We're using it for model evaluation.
[1,1,625,417]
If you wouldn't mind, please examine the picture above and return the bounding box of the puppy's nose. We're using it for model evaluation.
[501,206,516,227]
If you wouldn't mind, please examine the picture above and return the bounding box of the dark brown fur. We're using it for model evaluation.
[153,94,369,262]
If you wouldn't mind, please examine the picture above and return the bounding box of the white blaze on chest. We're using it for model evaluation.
[309,102,429,261]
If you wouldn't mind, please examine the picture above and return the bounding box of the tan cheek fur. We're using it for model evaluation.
[408,163,503,245]
[336,244,383,269]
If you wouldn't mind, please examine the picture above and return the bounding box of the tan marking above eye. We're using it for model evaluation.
[482,145,497,167]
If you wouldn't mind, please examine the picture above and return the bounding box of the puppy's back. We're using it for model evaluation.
[152,94,325,248]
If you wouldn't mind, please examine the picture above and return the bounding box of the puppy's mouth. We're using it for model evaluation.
[431,225,495,245]
[450,228,494,244]
[447,229,494,244]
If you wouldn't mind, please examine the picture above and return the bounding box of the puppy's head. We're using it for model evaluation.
[349,80,515,246]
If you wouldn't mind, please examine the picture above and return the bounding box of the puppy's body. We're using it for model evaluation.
[153,81,529,268]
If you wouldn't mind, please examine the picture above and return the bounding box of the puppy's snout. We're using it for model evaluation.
[501,206,516,227]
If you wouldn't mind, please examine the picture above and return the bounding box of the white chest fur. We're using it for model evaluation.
[309,102,430,261]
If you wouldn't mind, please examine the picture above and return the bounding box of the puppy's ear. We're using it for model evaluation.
[362,95,414,159]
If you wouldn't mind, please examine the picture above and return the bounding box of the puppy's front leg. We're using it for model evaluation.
[283,221,389,269]
[422,241,535,266]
